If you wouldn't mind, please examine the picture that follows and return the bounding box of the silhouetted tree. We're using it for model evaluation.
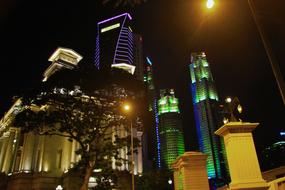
[136,169,173,190]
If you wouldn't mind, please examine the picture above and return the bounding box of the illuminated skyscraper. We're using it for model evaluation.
[95,13,135,74]
[189,52,224,180]
[144,57,161,168]
[158,89,185,169]
[95,13,146,176]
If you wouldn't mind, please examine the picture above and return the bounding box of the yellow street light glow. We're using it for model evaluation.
[223,117,229,124]
[124,104,131,111]
[237,104,242,113]
[206,0,214,9]
[225,97,232,103]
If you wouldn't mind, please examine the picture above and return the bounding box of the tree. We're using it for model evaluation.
[136,169,173,190]
[13,68,145,190]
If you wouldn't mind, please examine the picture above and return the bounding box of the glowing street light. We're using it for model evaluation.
[206,0,214,9]
[203,0,285,105]
[124,104,131,111]
[55,185,63,190]
[225,97,232,103]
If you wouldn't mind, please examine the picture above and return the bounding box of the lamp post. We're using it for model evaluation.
[123,103,135,190]
[205,0,285,106]
[247,0,285,106]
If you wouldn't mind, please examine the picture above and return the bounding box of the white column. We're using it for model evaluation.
[70,139,77,168]
[136,131,143,175]
[215,122,269,190]
[20,132,35,171]
[2,130,16,173]
[0,136,9,172]
[172,151,209,190]
[62,135,72,171]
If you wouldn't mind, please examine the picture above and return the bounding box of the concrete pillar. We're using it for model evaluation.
[62,135,72,171]
[0,136,9,172]
[2,130,16,173]
[42,135,64,176]
[215,122,269,190]
[70,139,77,168]
[172,151,209,190]
[136,131,143,175]
[20,132,35,172]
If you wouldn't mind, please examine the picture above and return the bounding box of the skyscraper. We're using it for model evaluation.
[95,13,145,176]
[95,13,135,74]
[133,34,144,81]
[144,57,161,168]
[189,52,224,181]
[158,89,185,169]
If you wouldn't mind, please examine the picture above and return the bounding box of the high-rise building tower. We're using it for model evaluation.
[133,34,144,81]
[158,89,185,169]
[95,13,144,175]
[95,13,135,74]
[189,52,224,181]
[144,57,161,168]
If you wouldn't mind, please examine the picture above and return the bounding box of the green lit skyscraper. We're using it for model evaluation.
[158,89,185,169]
[189,52,225,182]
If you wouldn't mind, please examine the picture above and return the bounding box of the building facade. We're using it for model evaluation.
[189,52,226,182]
[0,47,143,190]
[158,89,185,169]
[95,13,134,73]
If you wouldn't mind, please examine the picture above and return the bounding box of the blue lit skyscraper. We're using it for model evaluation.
[189,52,225,181]
[144,57,161,168]
[95,13,135,74]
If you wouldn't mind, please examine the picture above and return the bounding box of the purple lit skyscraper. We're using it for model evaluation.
[95,13,134,72]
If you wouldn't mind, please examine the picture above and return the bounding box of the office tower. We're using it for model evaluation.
[95,13,135,74]
[144,57,161,168]
[189,52,224,180]
[158,89,185,169]
[133,34,144,81]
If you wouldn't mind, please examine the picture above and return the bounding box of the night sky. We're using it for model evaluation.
[0,0,284,162]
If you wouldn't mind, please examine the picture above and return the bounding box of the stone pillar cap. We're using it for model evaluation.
[215,122,259,137]
[171,151,208,169]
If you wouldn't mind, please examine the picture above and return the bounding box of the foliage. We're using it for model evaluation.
[136,169,173,190]
[13,67,145,190]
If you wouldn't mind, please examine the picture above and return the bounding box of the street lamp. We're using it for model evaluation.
[247,0,285,106]
[206,0,214,9]
[55,185,63,190]
[123,103,135,190]
[204,0,285,105]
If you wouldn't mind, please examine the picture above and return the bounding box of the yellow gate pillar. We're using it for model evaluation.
[215,122,269,190]
[172,152,209,190]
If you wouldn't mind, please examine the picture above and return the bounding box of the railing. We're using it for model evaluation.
[268,177,285,190]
